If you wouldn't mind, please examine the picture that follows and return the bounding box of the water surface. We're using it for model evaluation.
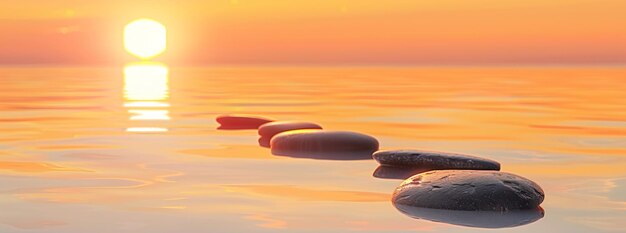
[0,66,625,232]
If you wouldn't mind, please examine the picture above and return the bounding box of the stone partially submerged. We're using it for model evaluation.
[259,121,323,139]
[271,130,379,160]
[392,170,544,211]
[373,150,500,171]
[258,121,323,147]
[216,114,274,130]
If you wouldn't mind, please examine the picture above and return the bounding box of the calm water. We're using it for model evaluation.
[0,66,625,233]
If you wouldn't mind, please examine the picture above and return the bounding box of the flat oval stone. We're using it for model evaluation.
[394,204,544,228]
[373,150,500,171]
[392,170,544,211]
[258,121,322,139]
[271,130,379,160]
[216,114,274,130]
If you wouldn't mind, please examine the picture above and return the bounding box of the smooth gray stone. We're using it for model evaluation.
[258,121,322,139]
[216,114,274,130]
[392,170,544,211]
[271,130,379,160]
[394,204,544,228]
[373,150,500,170]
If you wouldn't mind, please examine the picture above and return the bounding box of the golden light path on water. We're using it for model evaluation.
[124,62,170,133]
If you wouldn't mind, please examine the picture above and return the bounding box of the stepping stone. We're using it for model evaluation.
[271,130,379,160]
[392,170,544,211]
[259,121,322,139]
[216,114,274,130]
[373,150,500,171]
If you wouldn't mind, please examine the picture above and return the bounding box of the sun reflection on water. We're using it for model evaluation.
[123,62,170,133]
[124,62,169,101]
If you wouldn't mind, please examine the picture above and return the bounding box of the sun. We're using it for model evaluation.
[124,19,167,59]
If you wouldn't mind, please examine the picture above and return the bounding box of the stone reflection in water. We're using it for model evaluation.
[394,204,545,228]
[258,136,271,148]
[123,62,170,133]
[273,150,374,160]
[372,166,434,180]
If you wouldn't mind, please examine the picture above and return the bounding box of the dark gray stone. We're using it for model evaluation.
[271,130,379,160]
[216,114,274,130]
[392,170,544,211]
[373,150,500,170]
[394,204,544,228]
[258,121,322,139]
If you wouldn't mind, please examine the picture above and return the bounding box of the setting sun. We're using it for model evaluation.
[124,19,167,59]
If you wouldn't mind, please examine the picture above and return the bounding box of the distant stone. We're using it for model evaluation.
[394,204,544,228]
[271,130,379,160]
[259,121,323,139]
[258,121,321,148]
[216,114,274,130]
[392,170,544,211]
[373,150,500,171]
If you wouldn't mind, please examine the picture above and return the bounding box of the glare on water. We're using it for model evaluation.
[123,62,170,133]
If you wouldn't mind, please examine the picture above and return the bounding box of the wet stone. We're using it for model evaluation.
[216,114,274,130]
[271,130,379,160]
[259,121,323,139]
[392,170,545,211]
[373,150,500,171]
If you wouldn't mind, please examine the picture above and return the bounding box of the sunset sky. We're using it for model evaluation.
[0,0,625,66]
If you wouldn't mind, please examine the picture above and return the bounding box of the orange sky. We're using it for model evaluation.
[0,0,625,65]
